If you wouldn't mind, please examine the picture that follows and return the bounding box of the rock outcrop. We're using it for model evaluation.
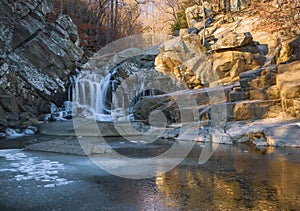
[0,0,83,131]
[134,57,300,147]
[135,14,300,147]
[276,35,300,64]
[155,32,266,89]
[185,1,250,29]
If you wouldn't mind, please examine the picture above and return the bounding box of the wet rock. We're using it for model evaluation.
[253,137,268,146]
[133,95,173,124]
[19,112,37,122]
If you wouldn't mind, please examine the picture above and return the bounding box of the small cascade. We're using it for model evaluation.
[72,72,104,119]
[95,70,115,121]
[72,69,120,121]
[72,59,178,122]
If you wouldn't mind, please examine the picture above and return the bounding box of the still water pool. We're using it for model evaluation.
[0,138,299,210]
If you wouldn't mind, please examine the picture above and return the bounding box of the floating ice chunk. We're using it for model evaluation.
[56,181,71,186]
[44,184,56,188]
[5,128,24,137]
[50,103,57,114]
[56,178,67,182]
[52,111,68,121]
[0,168,17,172]
[47,170,58,175]
[63,101,72,112]
[24,126,38,135]
[23,129,34,135]
[95,114,112,122]
[1,150,72,187]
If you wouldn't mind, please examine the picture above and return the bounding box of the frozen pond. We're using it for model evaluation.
[0,137,300,210]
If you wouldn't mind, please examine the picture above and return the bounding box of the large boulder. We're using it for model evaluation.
[277,61,300,116]
[0,0,83,131]
[212,51,266,78]
[185,4,214,29]
[154,36,205,87]
[276,35,300,64]
[212,32,255,50]
[185,5,204,28]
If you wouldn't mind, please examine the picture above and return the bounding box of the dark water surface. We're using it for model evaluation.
[0,137,299,210]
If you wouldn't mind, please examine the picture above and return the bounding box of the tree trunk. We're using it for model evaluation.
[201,0,205,45]
[110,0,114,40]
[114,0,118,40]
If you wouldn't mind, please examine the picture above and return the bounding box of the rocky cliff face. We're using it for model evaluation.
[0,0,83,131]
[154,32,266,89]
[134,2,300,147]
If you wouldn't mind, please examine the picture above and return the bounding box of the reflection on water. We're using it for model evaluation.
[96,144,300,210]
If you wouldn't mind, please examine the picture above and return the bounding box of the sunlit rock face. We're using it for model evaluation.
[185,1,249,28]
[0,0,83,130]
[276,35,300,64]
[155,32,266,89]
[277,61,300,118]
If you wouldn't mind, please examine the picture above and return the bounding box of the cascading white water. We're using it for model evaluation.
[94,71,114,121]
[72,69,119,121]
[72,62,178,122]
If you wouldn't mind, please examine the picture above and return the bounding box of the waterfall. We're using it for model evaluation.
[95,71,114,121]
[72,69,118,122]
[72,61,178,122]
[72,66,150,122]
